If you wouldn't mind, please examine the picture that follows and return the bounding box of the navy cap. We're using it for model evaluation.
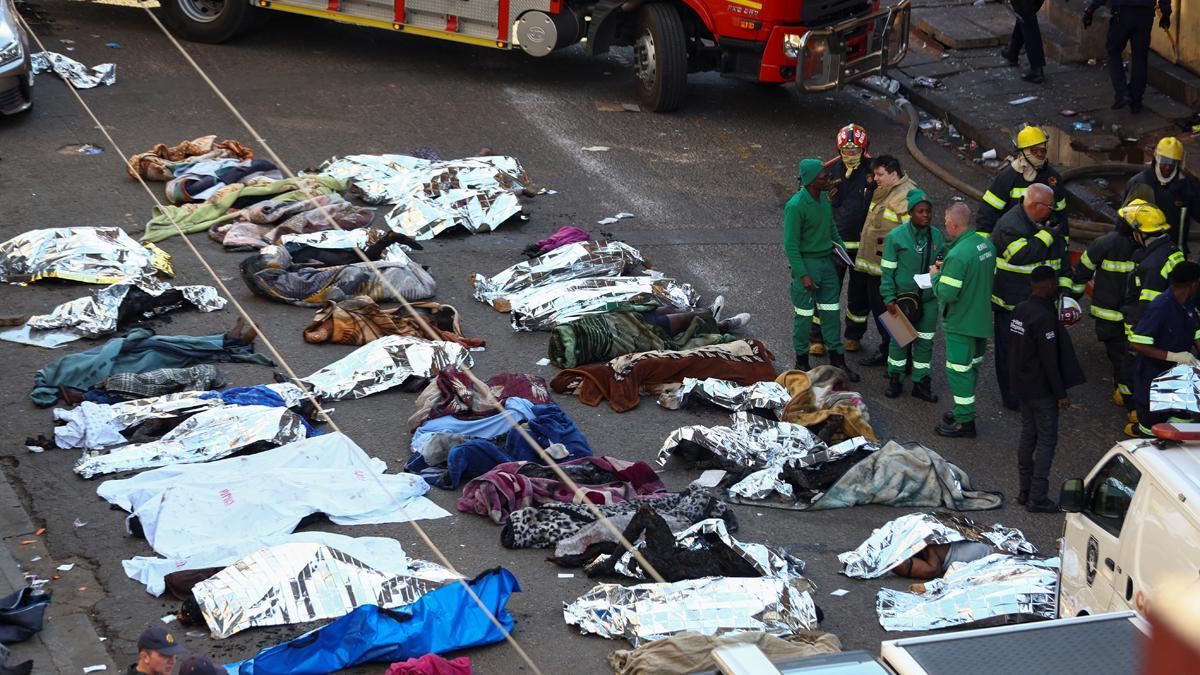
[137,626,185,656]
[179,655,221,675]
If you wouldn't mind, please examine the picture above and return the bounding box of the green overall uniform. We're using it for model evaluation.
[933,228,996,423]
[786,159,845,355]
[881,220,945,383]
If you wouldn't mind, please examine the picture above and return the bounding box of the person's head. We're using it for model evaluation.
[836,123,869,168]
[1169,261,1200,302]
[1016,124,1049,168]
[1120,199,1170,247]
[944,202,972,240]
[798,158,831,193]
[1030,265,1057,298]
[871,155,903,189]
[908,191,933,228]
[178,655,222,675]
[136,626,184,675]
[1021,183,1055,224]
[1155,136,1184,183]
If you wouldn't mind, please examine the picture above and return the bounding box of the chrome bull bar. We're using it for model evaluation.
[796,0,912,93]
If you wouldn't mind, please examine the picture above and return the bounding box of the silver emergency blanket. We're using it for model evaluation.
[564,576,819,647]
[602,518,804,581]
[73,404,307,478]
[0,227,169,285]
[278,229,412,262]
[96,432,450,558]
[838,512,1038,579]
[300,335,472,401]
[876,554,1060,631]
[472,241,647,307]
[31,51,116,88]
[657,411,873,501]
[1150,364,1200,413]
[52,383,306,451]
[506,276,699,331]
[193,542,460,638]
[320,154,530,240]
[657,378,791,415]
[22,280,224,339]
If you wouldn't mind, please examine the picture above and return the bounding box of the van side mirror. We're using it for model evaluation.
[1060,478,1085,513]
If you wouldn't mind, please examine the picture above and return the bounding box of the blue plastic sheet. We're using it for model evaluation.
[225,568,520,674]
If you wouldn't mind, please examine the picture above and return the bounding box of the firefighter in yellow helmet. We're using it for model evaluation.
[1120,199,1182,337]
[976,125,1067,237]
[1125,136,1200,256]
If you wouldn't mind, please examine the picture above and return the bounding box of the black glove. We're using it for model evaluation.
[1160,15,1171,30]
[1082,10,1093,28]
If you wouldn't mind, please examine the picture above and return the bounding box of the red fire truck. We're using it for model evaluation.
[163,0,910,112]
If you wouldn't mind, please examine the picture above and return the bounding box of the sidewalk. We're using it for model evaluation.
[0,476,115,674]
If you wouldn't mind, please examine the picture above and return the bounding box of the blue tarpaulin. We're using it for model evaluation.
[225,568,520,674]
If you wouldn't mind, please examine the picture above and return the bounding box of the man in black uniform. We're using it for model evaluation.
[1084,0,1173,113]
[1071,218,1138,412]
[810,123,876,357]
[1001,0,1048,83]
[1125,137,1200,256]
[1009,266,1083,512]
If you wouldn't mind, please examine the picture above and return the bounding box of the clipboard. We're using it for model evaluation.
[832,243,855,268]
[880,309,918,348]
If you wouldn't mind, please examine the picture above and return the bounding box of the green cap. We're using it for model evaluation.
[906,189,931,212]
[798,158,824,186]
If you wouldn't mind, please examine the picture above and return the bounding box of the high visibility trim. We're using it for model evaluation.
[1055,199,1067,211]
[1002,239,1029,259]
[978,231,992,239]
[1140,289,1162,302]
[971,356,985,365]
[1069,282,1087,294]
[1059,276,1074,289]
[813,315,822,324]
[1194,328,1200,340]
[882,209,901,222]
[794,307,814,317]
[1129,333,1154,345]
[1118,384,1132,395]
[953,395,976,405]
[1034,230,1054,247]
[939,275,963,288]
[911,361,931,370]
[1100,259,1135,273]
[1090,305,1124,321]
[855,259,882,275]
[1010,187,1028,199]
[991,294,1015,310]
[816,303,840,311]
[1080,251,1096,271]
[844,241,860,250]
[880,258,898,269]
[845,312,868,323]
[1162,252,1185,278]
[888,357,908,368]
[997,260,1038,274]
[916,331,936,340]
[947,362,973,372]
[982,191,1006,209]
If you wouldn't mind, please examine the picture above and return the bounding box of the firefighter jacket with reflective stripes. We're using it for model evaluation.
[783,187,843,278]
[880,222,945,305]
[934,228,996,338]
[856,175,919,277]
[1121,235,1185,330]
[976,164,1067,236]
[823,159,874,254]
[1125,167,1200,253]
[1070,229,1137,324]
[990,206,1070,311]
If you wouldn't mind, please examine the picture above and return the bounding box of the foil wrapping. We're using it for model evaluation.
[472,241,647,307]
[657,377,791,415]
[26,280,225,338]
[193,542,460,639]
[0,227,171,285]
[876,554,1060,631]
[320,154,530,240]
[1150,364,1200,413]
[604,518,804,581]
[300,336,473,401]
[838,512,1038,579]
[278,229,412,262]
[74,405,307,478]
[506,277,699,331]
[31,51,116,88]
[564,576,819,646]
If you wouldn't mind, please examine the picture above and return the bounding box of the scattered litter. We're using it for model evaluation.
[581,146,610,152]
[694,470,727,488]
[56,143,104,156]
[82,666,107,673]
[558,573,575,578]
[73,518,87,528]
[913,76,942,89]
[105,42,121,49]
[35,528,45,536]
[186,631,206,638]
[56,564,74,572]
[160,613,176,624]
[30,579,48,589]
[863,75,900,94]
[78,586,87,592]
[536,357,551,366]
[947,125,960,139]
[597,212,635,225]
[1072,121,1094,133]
[98,637,106,641]
[1087,58,1097,66]
[980,149,997,161]
[918,119,943,131]
[26,445,44,453]
[59,38,75,51]
[30,557,41,562]
[1059,109,1077,117]
[19,541,34,546]
[830,589,849,597]
[594,101,641,113]
[1007,96,1038,105]
[31,52,116,88]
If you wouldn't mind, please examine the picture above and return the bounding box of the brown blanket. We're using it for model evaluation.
[302,296,485,349]
[551,339,776,412]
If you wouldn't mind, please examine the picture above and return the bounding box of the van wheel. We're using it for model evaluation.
[633,3,687,113]
[161,0,257,43]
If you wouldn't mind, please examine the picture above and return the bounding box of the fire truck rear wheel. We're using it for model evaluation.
[634,3,687,112]
[162,0,256,43]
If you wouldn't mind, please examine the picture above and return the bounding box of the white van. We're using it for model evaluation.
[1057,423,1200,619]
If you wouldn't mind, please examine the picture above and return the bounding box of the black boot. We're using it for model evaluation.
[860,350,887,367]
[884,374,902,398]
[1027,498,1060,513]
[942,410,956,425]
[1021,67,1045,84]
[794,353,810,371]
[934,420,977,438]
[1000,48,1018,66]
[911,378,938,403]
[829,352,861,383]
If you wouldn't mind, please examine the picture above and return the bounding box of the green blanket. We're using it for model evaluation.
[548,312,735,369]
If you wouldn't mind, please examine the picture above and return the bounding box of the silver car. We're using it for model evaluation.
[0,0,33,114]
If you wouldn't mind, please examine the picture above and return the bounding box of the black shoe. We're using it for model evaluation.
[885,374,903,398]
[794,353,810,371]
[829,352,861,383]
[1017,491,1029,506]
[942,410,956,425]
[1000,48,1018,67]
[1026,498,1060,513]
[911,379,938,403]
[934,420,977,438]
[1130,99,1143,114]
[1112,95,1130,110]
[1003,398,1020,411]
[860,352,887,367]
[1021,68,1045,83]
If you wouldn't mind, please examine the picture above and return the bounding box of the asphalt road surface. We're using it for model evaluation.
[0,1,1130,671]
